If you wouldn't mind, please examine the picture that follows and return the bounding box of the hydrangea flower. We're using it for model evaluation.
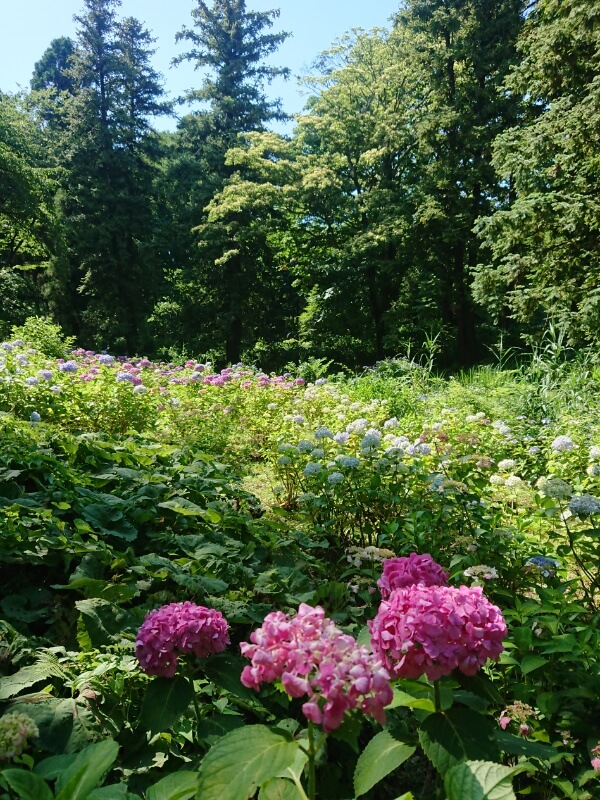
[347,418,369,435]
[551,435,576,452]
[25,376,38,386]
[497,459,516,471]
[377,553,449,600]
[314,426,333,440]
[568,494,600,517]
[525,556,561,577]
[97,354,115,365]
[333,432,350,445]
[30,411,41,423]
[240,603,392,732]
[369,584,507,680]
[304,462,322,477]
[59,360,78,373]
[116,371,135,383]
[0,712,39,761]
[135,602,230,677]
[327,472,344,485]
[537,476,573,499]
[591,743,600,771]
[589,446,600,461]
[335,455,360,469]
[133,384,148,394]
[38,370,53,381]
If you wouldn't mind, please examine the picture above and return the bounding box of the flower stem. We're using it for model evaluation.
[434,680,441,713]
[307,720,317,800]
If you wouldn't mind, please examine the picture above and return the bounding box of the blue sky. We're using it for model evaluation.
[1,0,401,130]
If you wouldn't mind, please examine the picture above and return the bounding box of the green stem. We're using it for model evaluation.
[434,680,441,713]
[307,720,316,800]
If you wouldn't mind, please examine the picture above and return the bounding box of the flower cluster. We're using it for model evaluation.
[377,553,449,600]
[369,584,507,680]
[0,712,39,761]
[568,494,600,518]
[136,602,230,677]
[240,603,392,732]
[525,555,561,577]
[498,701,537,737]
[591,742,600,771]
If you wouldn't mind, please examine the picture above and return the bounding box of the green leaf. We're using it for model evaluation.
[201,654,257,701]
[87,784,130,799]
[1,770,53,800]
[0,661,65,700]
[258,778,301,800]
[146,771,199,800]
[387,688,435,713]
[54,739,119,800]
[418,709,500,774]
[494,731,562,762]
[196,725,300,800]
[444,760,532,800]
[139,676,195,736]
[354,731,416,797]
[519,655,548,675]
[158,499,206,516]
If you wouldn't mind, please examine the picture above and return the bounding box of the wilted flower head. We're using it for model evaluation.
[551,435,576,452]
[0,712,39,761]
[369,584,507,680]
[568,494,600,517]
[240,603,392,732]
[135,602,229,677]
[378,553,449,600]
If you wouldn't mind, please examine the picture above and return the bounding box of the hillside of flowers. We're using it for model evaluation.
[1,320,599,800]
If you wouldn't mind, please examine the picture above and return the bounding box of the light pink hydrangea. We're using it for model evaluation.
[369,584,507,680]
[136,602,230,677]
[591,743,600,771]
[377,553,449,599]
[240,603,392,732]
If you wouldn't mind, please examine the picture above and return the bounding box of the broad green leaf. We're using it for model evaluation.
[354,731,416,797]
[494,731,562,762]
[139,676,195,737]
[55,739,119,800]
[75,598,135,649]
[158,499,206,516]
[196,725,300,800]
[418,709,500,774]
[0,662,65,700]
[519,655,548,675]
[200,654,257,701]
[444,760,532,800]
[258,777,301,800]
[87,784,131,799]
[387,688,435,713]
[1,769,53,800]
[146,771,198,800]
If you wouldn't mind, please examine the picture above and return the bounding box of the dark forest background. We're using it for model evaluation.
[1,0,598,369]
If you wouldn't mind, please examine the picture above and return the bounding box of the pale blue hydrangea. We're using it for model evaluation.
[327,472,344,485]
[537,476,572,500]
[16,354,29,366]
[277,455,291,466]
[38,370,53,381]
[528,446,540,455]
[315,378,327,385]
[311,448,325,459]
[525,556,561,577]
[333,432,350,445]
[116,371,135,383]
[292,415,305,424]
[383,417,399,429]
[304,462,322,477]
[0,342,13,352]
[298,439,314,452]
[360,430,381,450]
[551,435,576,452]
[314,426,333,439]
[25,376,38,386]
[568,494,600,517]
[30,411,41,423]
[133,384,148,394]
[335,455,360,469]
[413,442,432,456]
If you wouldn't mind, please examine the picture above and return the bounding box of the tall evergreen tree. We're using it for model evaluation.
[153,0,290,362]
[394,0,524,363]
[472,0,600,345]
[57,0,168,351]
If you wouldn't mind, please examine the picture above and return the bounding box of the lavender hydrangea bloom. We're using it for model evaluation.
[551,435,576,452]
[136,602,229,678]
[59,360,78,373]
[116,371,135,383]
[568,494,600,517]
[97,354,115,365]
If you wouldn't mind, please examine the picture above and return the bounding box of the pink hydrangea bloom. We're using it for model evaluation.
[136,602,230,678]
[377,553,449,599]
[369,584,507,680]
[240,603,392,732]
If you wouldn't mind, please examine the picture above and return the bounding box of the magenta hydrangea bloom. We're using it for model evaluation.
[136,602,230,678]
[369,584,507,680]
[240,603,392,733]
[377,553,449,599]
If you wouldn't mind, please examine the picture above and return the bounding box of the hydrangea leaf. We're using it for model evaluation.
[419,709,500,774]
[354,731,416,797]
[145,771,198,800]
[444,759,533,800]
[196,725,300,800]
[139,676,195,737]
[1,770,53,800]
